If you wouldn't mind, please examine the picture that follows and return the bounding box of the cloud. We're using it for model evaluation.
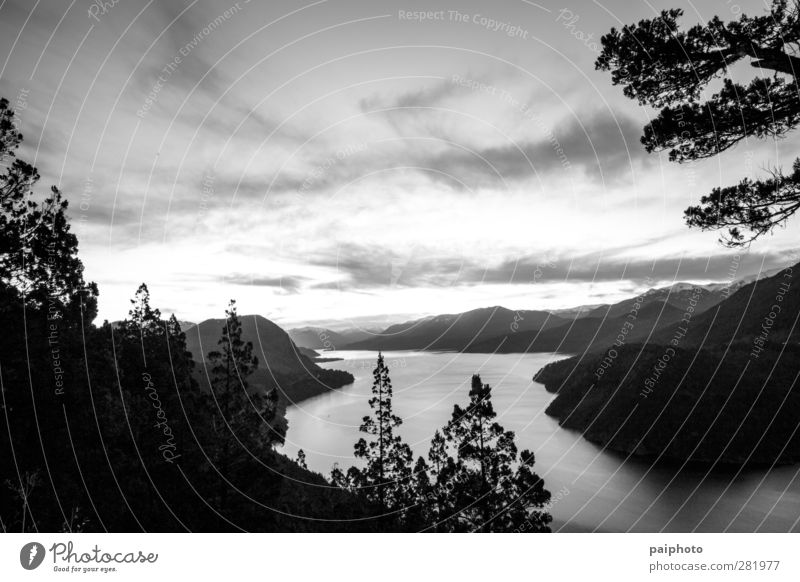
[359,76,465,111]
[473,251,790,287]
[223,274,308,293]
[304,243,790,291]
[419,110,648,188]
[305,244,470,290]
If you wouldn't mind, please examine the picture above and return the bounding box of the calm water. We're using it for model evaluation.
[282,350,800,532]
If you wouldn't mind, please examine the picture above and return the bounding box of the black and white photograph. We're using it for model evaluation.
[1,0,799,578]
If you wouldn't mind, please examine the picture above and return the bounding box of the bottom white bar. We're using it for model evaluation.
[1,533,797,581]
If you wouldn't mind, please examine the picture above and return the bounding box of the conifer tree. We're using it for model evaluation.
[207,301,284,512]
[0,97,96,318]
[423,429,458,530]
[352,353,413,516]
[596,1,800,245]
[296,449,308,470]
[405,456,433,529]
[441,375,552,532]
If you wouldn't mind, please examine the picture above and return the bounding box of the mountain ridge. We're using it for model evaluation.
[531,261,800,465]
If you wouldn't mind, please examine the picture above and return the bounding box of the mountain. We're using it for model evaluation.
[185,314,353,404]
[287,326,372,350]
[341,279,738,354]
[549,304,606,319]
[552,272,778,323]
[344,306,568,351]
[582,282,728,320]
[305,266,793,357]
[653,262,798,350]
[465,283,728,354]
[531,262,800,465]
[534,343,800,465]
[467,299,686,354]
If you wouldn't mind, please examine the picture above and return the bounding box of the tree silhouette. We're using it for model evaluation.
[422,429,458,530]
[0,97,97,317]
[330,370,553,532]
[0,96,102,531]
[352,353,413,518]
[440,375,552,532]
[404,456,433,529]
[596,0,800,246]
[206,301,284,514]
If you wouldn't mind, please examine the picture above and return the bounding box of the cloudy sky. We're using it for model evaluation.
[1,0,797,328]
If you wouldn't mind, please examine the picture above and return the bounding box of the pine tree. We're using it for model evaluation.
[596,1,800,245]
[0,97,96,319]
[352,353,413,518]
[206,300,284,514]
[0,96,100,531]
[441,375,552,532]
[296,449,308,470]
[405,456,433,529]
[424,429,458,531]
[108,284,207,525]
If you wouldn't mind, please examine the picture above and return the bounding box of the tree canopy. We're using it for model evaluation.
[332,364,553,532]
[596,0,800,246]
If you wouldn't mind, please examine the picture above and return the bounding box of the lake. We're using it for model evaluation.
[282,350,800,532]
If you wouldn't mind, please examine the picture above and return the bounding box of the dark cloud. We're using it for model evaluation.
[211,106,650,202]
[224,274,307,293]
[470,251,791,287]
[306,244,471,290]
[359,76,463,111]
[356,74,650,188]
[420,111,648,188]
[305,243,792,292]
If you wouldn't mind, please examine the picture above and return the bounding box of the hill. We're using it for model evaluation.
[465,281,733,354]
[534,343,800,465]
[185,314,354,405]
[345,306,568,351]
[530,264,800,465]
[342,280,737,355]
[653,263,798,350]
[467,299,686,354]
[583,283,727,319]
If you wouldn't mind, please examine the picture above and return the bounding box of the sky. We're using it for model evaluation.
[1,0,798,329]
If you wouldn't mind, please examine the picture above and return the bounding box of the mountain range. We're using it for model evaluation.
[465,284,729,354]
[343,307,569,351]
[336,280,746,354]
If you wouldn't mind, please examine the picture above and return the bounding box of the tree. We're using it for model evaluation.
[296,449,308,470]
[596,0,800,246]
[352,353,413,518]
[422,429,458,530]
[114,284,201,460]
[0,96,101,532]
[404,456,433,529]
[206,301,284,514]
[439,375,552,532]
[0,98,97,316]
